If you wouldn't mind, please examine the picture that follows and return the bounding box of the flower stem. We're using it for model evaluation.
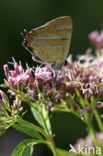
[28,101,57,156]
[87,119,99,148]
[40,105,57,156]
[40,112,50,135]
[43,123,57,156]
[49,142,57,156]
[87,120,102,156]
[94,110,103,132]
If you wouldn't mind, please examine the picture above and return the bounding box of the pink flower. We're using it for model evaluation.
[35,66,53,82]
[3,64,9,78]
[5,58,34,88]
[89,30,103,48]
[74,132,103,152]
[0,90,9,104]
[88,31,99,43]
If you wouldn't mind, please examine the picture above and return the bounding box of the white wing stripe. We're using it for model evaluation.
[48,45,62,48]
[32,36,60,44]
[57,27,72,30]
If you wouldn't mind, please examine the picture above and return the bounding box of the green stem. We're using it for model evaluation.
[94,110,103,132]
[87,120,102,156]
[40,112,50,135]
[43,122,57,156]
[30,103,57,156]
[49,142,57,156]
[87,119,99,148]
[40,105,57,156]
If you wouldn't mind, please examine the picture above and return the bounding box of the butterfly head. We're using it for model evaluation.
[21,29,46,64]
[21,29,34,54]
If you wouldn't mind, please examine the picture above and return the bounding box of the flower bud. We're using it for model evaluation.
[85,107,92,113]
[0,90,9,104]
[3,64,9,78]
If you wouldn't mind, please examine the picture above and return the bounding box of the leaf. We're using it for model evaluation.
[42,104,52,135]
[12,139,47,156]
[22,146,34,156]
[31,103,52,135]
[13,119,43,139]
[0,129,6,136]
[31,104,43,127]
[56,148,72,156]
[75,89,85,108]
[12,139,34,156]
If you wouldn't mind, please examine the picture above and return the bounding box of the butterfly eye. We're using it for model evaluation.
[22,39,26,47]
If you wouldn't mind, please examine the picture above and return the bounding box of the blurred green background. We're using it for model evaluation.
[0,0,103,155]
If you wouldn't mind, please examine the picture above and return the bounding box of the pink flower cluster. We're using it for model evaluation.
[2,51,103,107]
[88,31,103,48]
[4,59,34,89]
[74,132,103,152]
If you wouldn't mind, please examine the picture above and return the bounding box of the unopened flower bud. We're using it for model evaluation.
[18,64,24,74]
[19,107,23,112]
[95,103,103,109]
[46,101,53,106]
[85,107,92,113]
[14,62,19,73]
[0,90,9,104]
[3,64,9,78]
[11,105,15,110]
[72,101,78,110]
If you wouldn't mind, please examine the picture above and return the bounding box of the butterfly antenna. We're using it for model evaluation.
[21,32,25,39]
[24,29,28,34]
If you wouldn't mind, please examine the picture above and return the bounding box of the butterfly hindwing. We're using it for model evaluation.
[46,16,72,64]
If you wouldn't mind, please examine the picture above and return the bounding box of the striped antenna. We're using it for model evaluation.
[24,29,28,34]
[21,32,25,39]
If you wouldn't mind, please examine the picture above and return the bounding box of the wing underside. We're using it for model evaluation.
[30,16,72,67]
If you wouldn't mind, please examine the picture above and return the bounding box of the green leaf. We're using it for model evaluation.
[22,146,34,156]
[31,104,43,127]
[31,103,52,135]
[0,128,6,136]
[12,139,48,156]
[42,104,52,135]
[12,139,34,156]
[56,148,72,156]
[13,119,43,139]
[75,89,85,108]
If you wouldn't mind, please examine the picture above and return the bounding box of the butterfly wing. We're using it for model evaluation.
[30,26,64,66]
[46,16,72,64]
[22,16,72,68]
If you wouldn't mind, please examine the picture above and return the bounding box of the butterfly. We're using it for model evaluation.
[22,16,72,69]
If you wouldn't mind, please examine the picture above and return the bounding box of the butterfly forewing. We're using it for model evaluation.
[32,26,63,64]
